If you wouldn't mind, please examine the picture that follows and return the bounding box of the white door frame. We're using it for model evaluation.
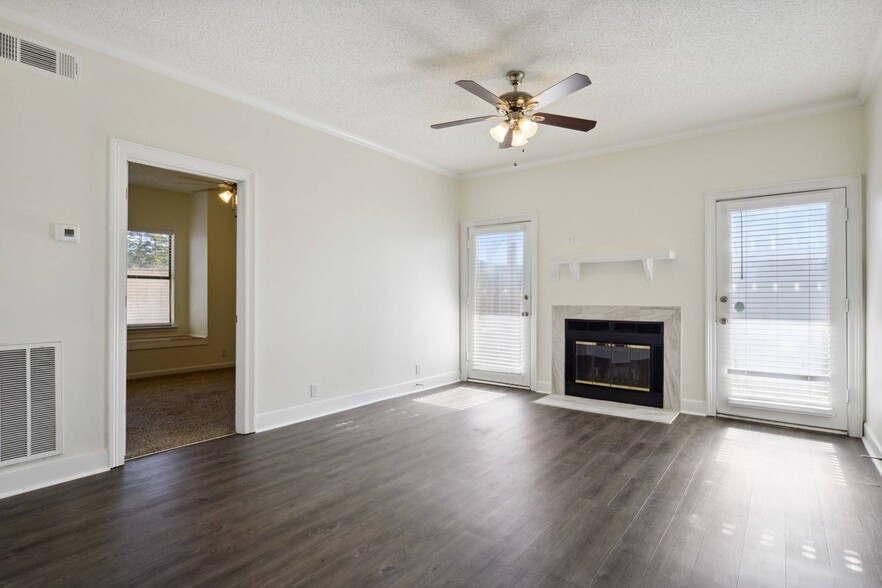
[107,139,256,467]
[704,175,863,437]
[460,214,538,391]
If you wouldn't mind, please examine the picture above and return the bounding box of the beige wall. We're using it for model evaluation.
[865,75,882,442]
[127,185,192,337]
[126,187,237,377]
[460,106,866,408]
[0,16,460,492]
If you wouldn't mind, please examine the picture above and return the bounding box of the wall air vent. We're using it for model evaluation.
[0,31,17,61]
[0,343,62,467]
[0,30,79,80]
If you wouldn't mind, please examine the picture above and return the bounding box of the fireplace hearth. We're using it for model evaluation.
[565,319,664,408]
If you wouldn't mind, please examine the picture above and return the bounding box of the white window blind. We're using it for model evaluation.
[726,202,832,414]
[471,230,525,375]
[127,230,173,327]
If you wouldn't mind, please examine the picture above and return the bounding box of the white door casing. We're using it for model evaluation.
[108,139,256,467]
[705,176,863,437]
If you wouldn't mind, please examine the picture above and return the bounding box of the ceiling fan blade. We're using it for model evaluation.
[499,126,514,149]
[455,80,505,109]
[430,115,501,129]
[534,113,597,132]
[527,73,591,109]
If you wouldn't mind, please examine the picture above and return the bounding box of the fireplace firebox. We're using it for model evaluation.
[565,319,664,408]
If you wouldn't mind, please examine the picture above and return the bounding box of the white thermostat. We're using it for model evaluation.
[54,223,80,243]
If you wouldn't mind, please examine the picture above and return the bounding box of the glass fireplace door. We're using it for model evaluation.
[574,342,651,392]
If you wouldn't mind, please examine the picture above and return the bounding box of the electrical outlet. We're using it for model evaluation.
[310,384,319,398]
[550,268,560,282]
[221,349,228,358]
[415,364,421,376]
[566,235,575,246]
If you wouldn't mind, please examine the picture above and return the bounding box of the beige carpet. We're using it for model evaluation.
[126,368,235,459]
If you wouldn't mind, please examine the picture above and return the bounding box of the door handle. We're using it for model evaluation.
[521,312,530,317]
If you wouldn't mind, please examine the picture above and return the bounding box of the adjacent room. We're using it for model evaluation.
[125,164,238,458]
[1,1,882,586]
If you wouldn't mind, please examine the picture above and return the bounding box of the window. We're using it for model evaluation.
[127,230,174,327]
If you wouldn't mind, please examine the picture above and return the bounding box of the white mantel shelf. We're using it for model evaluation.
[551,250,676,281]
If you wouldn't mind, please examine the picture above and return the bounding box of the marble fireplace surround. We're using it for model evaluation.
[552,305,681,413]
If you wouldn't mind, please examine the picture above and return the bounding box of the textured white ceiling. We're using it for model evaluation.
[3,1,881,176]
[129,163,226,194]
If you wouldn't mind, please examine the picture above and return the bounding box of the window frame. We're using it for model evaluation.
[126,228,175,330]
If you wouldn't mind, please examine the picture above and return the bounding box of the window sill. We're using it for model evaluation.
[127,336,208,351]
[128,324,177,331]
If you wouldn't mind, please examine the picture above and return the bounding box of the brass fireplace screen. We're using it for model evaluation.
[573,341,652,392]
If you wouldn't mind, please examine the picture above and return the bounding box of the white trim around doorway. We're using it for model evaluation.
[704,175,864,437]
[460,214,538,391]
[108,139,256,468]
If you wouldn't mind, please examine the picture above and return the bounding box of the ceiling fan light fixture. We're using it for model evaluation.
[218,181,238,212]
[511,129,528,147]
[489,120,510,143]
[518,117,538,139]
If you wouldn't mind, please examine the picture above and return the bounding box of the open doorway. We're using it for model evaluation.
[108,139,255,467]
[124,164,238,458]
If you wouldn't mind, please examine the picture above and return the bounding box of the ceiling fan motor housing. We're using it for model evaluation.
[499,70,534,114]
[499,91,533,109]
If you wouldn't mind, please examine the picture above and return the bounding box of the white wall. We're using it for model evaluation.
[460,106,866,409]
[865,74,882,451]
[0,17,460,495]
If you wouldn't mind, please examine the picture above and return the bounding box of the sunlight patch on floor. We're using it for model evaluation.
[714,427,846,485]
[414,387,505,410]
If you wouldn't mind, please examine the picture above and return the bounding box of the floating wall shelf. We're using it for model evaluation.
[551,250,676,281]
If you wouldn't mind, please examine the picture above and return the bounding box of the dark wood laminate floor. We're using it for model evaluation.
[1,384,881,587]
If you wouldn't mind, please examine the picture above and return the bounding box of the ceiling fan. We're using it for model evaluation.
[170,176,238,208]
[431,70,597,149]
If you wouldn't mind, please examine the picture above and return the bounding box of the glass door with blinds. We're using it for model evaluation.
[715,189,848,431]
[467,222,532,387]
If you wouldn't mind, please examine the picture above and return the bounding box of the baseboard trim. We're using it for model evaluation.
[863,421,882,479]
[255,371,462,432]
[0,450,109,500]
[535,380,551,394]
[680,398,708,416]
[126,361,235,380]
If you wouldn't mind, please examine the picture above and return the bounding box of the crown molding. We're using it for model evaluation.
[859,18,882,102]
[461,97,863,180]
[0,6,459,179]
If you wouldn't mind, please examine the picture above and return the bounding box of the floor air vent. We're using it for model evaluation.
[0,343,61,466]
[0,30,79,80]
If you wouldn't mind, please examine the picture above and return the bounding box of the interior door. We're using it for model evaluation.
[715,189,848,431]
[467,222,532,387]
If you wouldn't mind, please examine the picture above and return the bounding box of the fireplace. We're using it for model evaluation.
[565,319,664,408]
